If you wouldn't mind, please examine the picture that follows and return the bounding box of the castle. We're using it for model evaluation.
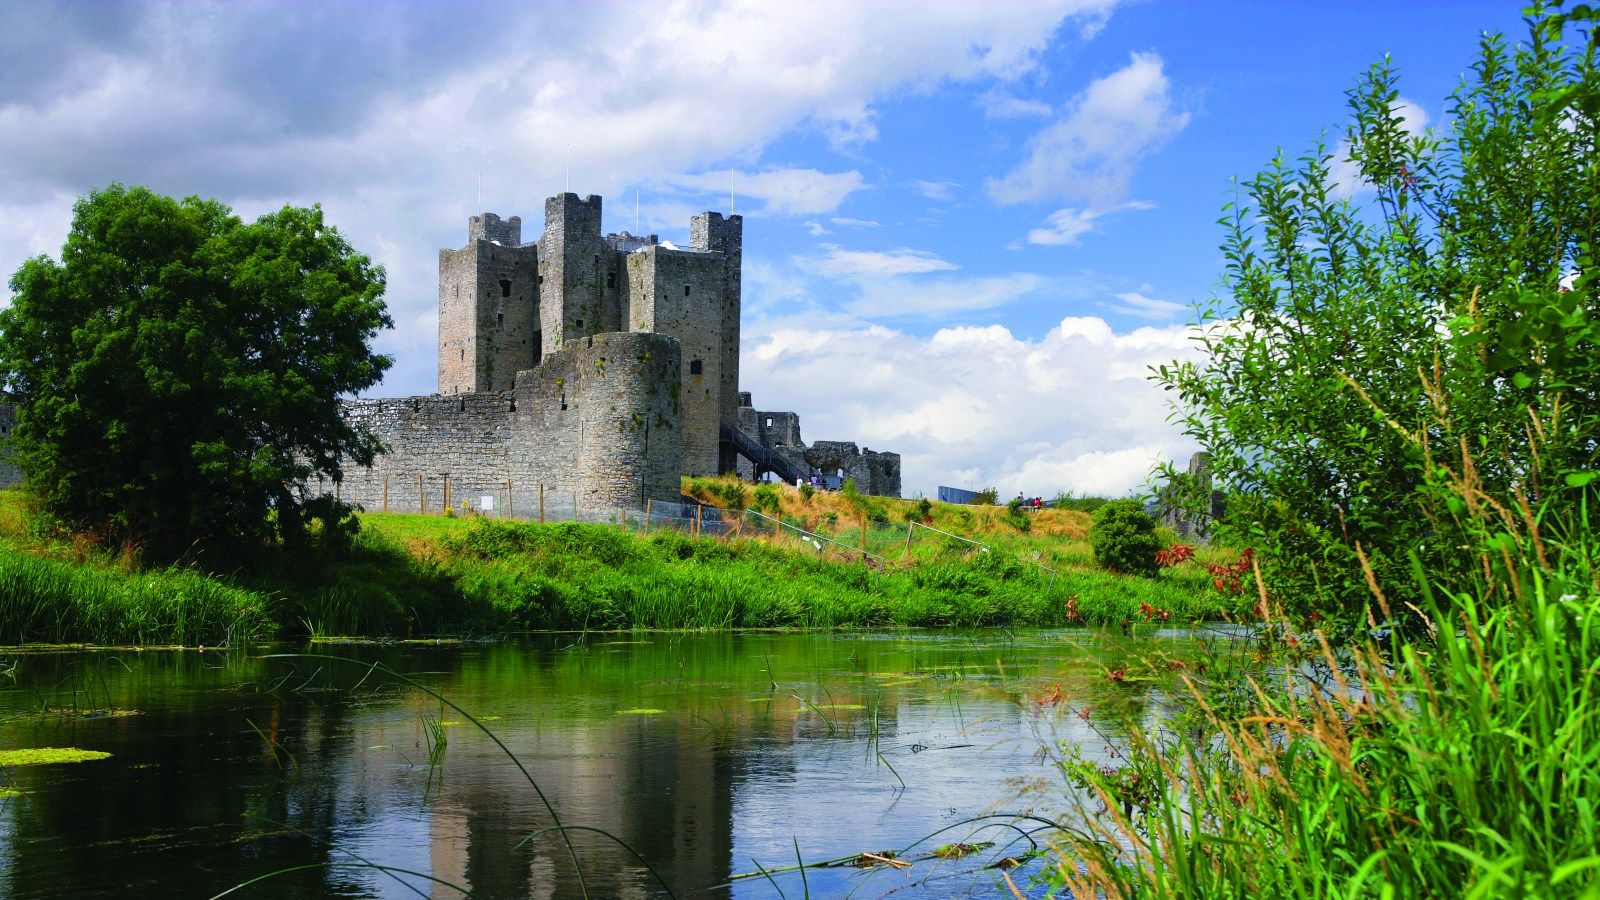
[333,193,900,516]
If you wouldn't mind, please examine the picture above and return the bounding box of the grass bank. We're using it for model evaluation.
[0,490,1242,645]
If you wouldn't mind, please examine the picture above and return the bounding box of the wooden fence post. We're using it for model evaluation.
[695,503,703,537]
[644,499,653,535]
[860,511,867,557]
[382,476,389,513]
[507,479,513,519]
[442,474,450,515]
[903,521,915,560]
[539,483,545,523]
[419,474,425,514]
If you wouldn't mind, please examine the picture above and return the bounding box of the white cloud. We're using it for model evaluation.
[804,220,832,236]
[802,246,959,279]
[1107,290,1187,320]
[1021,200,1153,246]
[0,0,1123,396]
[980,89,1054,119]
[829,216,882,228]
[852,273,1048,317]
[742,315,1206,497]
[1329,97,1431,199]
[912,179,960,202]
[664,167,866,216]
[989,52,1190,206]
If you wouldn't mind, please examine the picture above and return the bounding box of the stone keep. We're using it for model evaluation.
[335,191,900,512]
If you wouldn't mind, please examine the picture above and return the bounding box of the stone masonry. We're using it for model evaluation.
[335,191,900,511]
[734,392,902,497]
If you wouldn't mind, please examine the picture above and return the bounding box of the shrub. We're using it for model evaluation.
[798,482,815,501]
[904,496,933,524]
[971,487,999,506]
[752,483,780,514]
[1155,10,1600,623]
[1089,499,1161,577]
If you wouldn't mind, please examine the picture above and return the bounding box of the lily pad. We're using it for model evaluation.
[0,748,112,766]
[617,708,665,715]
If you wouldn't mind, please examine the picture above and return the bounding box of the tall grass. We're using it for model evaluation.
[0,485,1239,643]
[1042,522,1600,897]
[0,543,272,646]
[435,519,1234,631]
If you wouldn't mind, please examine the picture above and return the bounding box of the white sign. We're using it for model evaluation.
[479,495,495,511]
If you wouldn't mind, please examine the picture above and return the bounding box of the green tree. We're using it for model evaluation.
[1158,7,1599,625]
[1089,499,1161,577]
[0,185,393,559]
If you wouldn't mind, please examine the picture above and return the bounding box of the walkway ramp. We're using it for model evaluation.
[720,425,806,484]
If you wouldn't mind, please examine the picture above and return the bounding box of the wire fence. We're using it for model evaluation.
[340,475,1068,587]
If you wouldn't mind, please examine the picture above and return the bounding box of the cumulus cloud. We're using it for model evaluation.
[741,315,1206,497]
[0,0,1122,396]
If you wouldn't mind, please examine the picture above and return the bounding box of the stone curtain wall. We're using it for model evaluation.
[338,332,682,514]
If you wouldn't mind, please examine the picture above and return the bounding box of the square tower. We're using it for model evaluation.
[690,212,743,470]
[438,213,540,394]
[536,194,611,359]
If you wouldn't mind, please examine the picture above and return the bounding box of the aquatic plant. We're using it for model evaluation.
[0,747,111,766]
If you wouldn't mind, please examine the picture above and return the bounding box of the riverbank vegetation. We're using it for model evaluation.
[0,489,1243,646]
[1042,7,1600,896]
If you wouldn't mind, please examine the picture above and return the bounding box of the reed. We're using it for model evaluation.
[1041,520,1600,898]
[0,543,270,646]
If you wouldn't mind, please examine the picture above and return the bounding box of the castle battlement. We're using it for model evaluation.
[337,191,900,513]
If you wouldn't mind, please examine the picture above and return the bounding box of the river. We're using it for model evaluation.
[0,629,1218,897]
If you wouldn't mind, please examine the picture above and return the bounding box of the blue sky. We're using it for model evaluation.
[0,1,1529,497]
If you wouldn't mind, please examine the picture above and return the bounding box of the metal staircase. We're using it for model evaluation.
[720,425,806,485]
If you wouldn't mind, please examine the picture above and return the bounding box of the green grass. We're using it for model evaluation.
[0,543,271,646]
[1041,527,1600,898]
[0,490,1240,644]
[413,517,1235,630]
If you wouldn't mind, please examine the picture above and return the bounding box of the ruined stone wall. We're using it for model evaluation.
[731,396,900,496]
[339,332,682,514]
[804,440,902,497]
[625,246,726,476]
[438,212,539,394]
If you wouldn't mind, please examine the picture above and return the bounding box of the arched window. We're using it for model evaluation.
[500,279,512,297]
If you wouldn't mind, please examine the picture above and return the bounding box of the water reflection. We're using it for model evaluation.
[0,630,1222,897]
